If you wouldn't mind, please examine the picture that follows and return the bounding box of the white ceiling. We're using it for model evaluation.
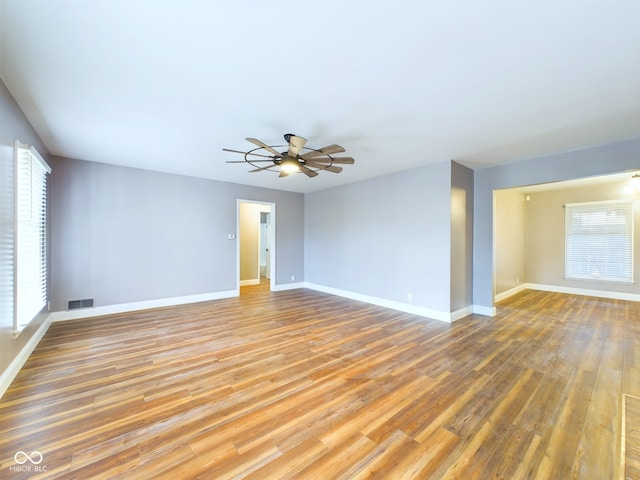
[1,0,639,194]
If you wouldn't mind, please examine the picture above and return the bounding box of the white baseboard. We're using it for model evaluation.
[495,283,528,302]
[240,279,260,286]
[526,283,640,302]
[271,282,305,291]
[51,289,239,322]
[0,314,52,399]
[451,305,475,322]
[303,282,457,323]
[472,305,497,317]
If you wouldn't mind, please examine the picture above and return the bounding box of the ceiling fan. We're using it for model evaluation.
[223,134,355,178]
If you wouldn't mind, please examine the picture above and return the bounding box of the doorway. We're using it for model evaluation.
[237,200,275,294]
[260,211,271,280]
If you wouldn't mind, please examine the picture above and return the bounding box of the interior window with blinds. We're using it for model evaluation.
[14,141,51,333]
[564,199,634,283]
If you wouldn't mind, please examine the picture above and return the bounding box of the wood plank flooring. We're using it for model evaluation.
[0,287,638,479]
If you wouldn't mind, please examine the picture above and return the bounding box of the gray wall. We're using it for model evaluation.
[305,161,452,313]
[450,161,474,311]
[474,137,640,309]
[49,156,304,311]
[0,79,51,379]
[494,189,526,296]
[525,181,640,295]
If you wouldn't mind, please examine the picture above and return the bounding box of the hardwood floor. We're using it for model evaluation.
[0,287,638,479]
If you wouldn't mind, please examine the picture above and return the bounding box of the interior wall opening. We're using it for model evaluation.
[492,170,640,305]
[238,200,275,295]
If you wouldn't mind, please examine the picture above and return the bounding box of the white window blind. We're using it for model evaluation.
[564,199,634,283]
[14,141,51,332]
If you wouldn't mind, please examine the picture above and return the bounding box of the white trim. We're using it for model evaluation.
[0,314,52,399]
[269,206,276,292]
[472,305,497,316]
[13,141,51,173]
[526,283,640,302]
[565,198,633,208]
[50,290,238,322]
[28,145,51,174]
[495,283,528,302]
[450,305,474,322]
[271,282,305,291]
[304,282,455,323]
[240,279,260,286]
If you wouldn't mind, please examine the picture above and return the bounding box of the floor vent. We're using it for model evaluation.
[623,394,640,479]
[67,298,94,310]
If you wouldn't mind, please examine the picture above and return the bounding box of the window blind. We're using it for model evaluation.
[14,141,51,332]
[564,199,634,283]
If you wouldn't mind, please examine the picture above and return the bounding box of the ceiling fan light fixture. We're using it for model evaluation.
[280,157,300,173]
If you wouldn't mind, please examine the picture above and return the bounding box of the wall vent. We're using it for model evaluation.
[67,298,94,310]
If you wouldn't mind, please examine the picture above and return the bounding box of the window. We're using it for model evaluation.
[14,141,51,333]
[564,199,634,283]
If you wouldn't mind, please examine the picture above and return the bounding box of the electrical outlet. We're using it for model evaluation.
[291,275,295,281]
[407,292,413,302]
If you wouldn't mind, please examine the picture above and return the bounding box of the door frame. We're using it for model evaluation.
[237,199,276,292]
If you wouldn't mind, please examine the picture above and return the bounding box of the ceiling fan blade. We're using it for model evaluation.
[249,165,274,172]
[222,148,276,159]
[246,138,283,157]
[300,144,345,160]
[288,135,307,157]
[226,159,274,163]
[305,161,343,173]
[307,156,355,164]
[299,165,319,178]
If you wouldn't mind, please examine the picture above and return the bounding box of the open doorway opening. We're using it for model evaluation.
[238,200,275,294]
[259,211,271,280]
[492,171,637,304]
